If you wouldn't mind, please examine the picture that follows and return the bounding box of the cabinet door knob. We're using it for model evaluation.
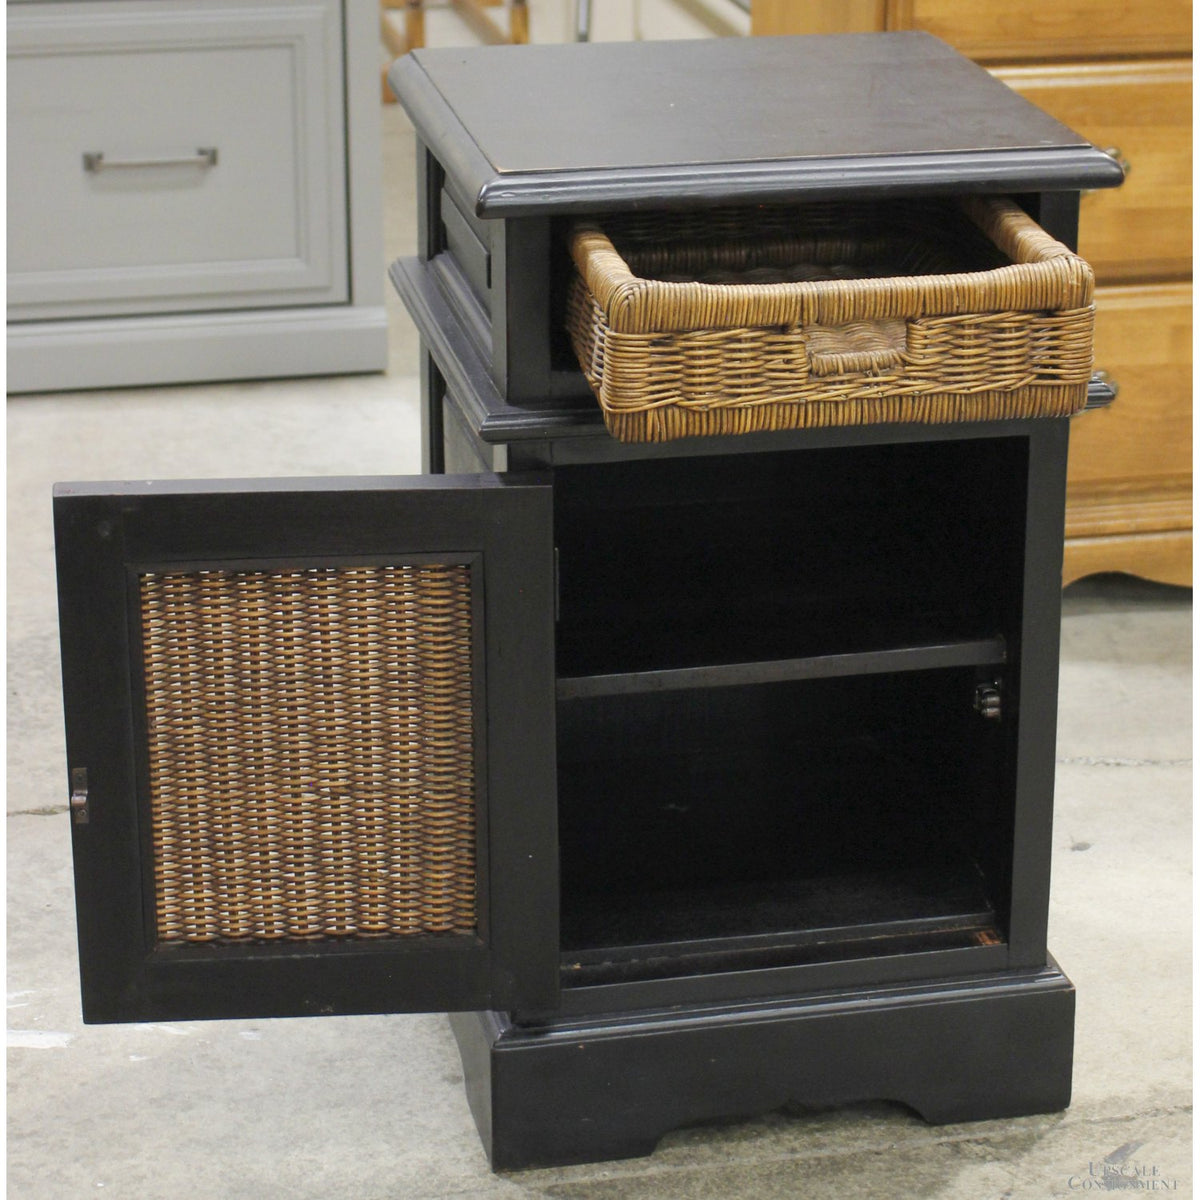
[82,147,218,173]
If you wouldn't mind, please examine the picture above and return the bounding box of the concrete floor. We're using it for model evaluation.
[8,31,1194,1200]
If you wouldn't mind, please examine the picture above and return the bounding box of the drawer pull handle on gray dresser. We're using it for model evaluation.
[81,147,218,173]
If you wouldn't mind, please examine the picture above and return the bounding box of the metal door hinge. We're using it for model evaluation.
[69,768,90,825]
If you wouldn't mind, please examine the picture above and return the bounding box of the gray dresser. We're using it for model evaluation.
[7,0,387,391]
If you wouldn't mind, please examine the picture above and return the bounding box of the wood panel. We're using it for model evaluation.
[750,0,884,35]
[994,61,1191,283]
[749,0,1192,55]
[886,0,1191,62]
[1063,283,1192,585]
[1069,284,1192,489]
[1063,530,1191,587]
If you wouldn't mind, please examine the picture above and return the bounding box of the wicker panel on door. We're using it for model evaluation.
[138,562,477,945]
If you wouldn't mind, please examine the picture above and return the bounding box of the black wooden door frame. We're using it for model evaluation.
[54,474,559,1023]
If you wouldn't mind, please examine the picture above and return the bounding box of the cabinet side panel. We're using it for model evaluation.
[1007,421,1070,966]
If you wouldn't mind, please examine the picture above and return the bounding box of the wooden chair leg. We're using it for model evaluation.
[381,0,526,103]
[405,0,426,49]
[510,0,529,44]
[449,0,529,45]
[380,0,425,104]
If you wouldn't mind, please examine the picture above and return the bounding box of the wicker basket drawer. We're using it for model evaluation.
[566,195,1096,444]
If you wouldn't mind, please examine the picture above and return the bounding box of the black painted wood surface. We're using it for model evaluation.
[452,959,1076,1169]
[383,32,1093,1166]
[391,33,1124,216]
[45,28,1098,1166]
[54,476,559,1022]
[392,33,1121,409]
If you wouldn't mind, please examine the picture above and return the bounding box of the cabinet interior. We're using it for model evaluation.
[553,437,1028,985]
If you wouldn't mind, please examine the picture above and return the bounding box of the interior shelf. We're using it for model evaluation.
[552,437,1029,686]
[561,861,1000,985]
[557,632,1006,700]
[556,665,1013,985]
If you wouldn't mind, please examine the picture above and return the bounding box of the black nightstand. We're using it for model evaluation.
[53,32,1121,1171]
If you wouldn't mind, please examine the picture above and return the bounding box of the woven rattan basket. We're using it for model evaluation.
[566,195,1095,443]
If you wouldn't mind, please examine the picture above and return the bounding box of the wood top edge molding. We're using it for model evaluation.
[390,35,1121,217]
[469,149,1123,216]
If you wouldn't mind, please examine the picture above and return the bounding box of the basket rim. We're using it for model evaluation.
[569,195,1094,335]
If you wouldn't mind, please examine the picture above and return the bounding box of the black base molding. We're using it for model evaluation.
[450,959,1075,1170]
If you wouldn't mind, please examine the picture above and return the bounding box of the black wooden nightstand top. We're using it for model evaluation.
[389,32,1124,216]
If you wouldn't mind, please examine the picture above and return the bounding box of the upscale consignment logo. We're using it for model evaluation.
[1068,1141,1183,1191]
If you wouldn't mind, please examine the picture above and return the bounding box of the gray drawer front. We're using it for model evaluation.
[7,0,348,320]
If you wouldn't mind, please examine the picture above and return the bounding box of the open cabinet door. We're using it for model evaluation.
[53,474,558,1023]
